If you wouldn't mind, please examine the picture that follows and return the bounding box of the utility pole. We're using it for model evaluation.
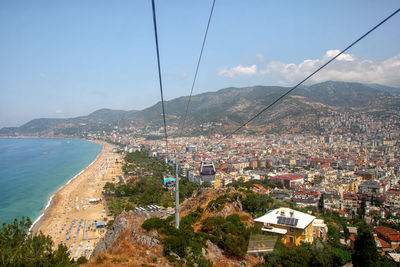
[175,156,180,229]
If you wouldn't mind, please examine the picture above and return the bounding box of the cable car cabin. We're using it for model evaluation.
[200,161,216,183]
[200,161,216,175]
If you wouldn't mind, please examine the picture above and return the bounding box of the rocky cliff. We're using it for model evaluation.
[86,188,263,266]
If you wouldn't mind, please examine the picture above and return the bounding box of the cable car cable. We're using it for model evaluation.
[209,7,400,152]
[151,0,169,154]
[179,0,216,135]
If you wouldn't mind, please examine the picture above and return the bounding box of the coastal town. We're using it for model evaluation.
[87,129,400,261]
[105,131,400,222]
[1,0,399,265]
[3,113,399,265]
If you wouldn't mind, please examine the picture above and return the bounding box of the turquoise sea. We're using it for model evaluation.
[0,138,102,225]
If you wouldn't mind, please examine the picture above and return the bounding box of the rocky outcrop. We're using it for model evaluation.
[131,227,160,248]
[204,238,260,267]
[203,240,224,262]
[92,211,130,256]
[89,189,261,266]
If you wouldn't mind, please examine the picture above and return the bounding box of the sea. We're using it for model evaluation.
[0,138,102,226]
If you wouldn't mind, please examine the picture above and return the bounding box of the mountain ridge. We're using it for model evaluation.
[1,81,399,136]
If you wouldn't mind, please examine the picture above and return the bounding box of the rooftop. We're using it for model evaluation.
[270,174,304,181]
[373,226,400,242]
[254,207,316,230]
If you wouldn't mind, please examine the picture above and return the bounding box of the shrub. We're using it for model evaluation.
[0,217,73,266]
[142,217,166,231]
[76,256,88,265]
[180,207,203,228]
[207,195,227,211]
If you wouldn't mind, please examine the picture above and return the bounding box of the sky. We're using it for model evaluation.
[0,0,399,128]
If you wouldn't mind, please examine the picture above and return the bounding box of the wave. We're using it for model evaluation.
[29,142,104,233]
[29,193,54,232]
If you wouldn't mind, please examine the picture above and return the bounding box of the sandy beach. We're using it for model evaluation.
[34,140,123,260]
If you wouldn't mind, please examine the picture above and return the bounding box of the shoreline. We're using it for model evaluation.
[30,142,104,234]
[34,140,122,259]
[0,135,90,140]
[30,194,56,234]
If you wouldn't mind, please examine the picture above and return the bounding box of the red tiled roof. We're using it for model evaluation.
[253,184,265,190]
[376,237,392,248]
[344,195,358,200]
[294,190,319,196]
[387,190,400,194]
[337,210,346,215]
[270,174,304,181]
[389,234,400,242]
[310,158,334,163]
[373,226,400,242]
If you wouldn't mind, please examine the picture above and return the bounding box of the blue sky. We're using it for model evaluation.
[0,0,399,128]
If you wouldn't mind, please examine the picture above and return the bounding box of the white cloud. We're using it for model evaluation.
[218,51,400,87]
[55,109,64,114]
[324,49,355,61]
[218,64,258,78]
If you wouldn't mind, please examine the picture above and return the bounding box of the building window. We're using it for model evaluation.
[290,227,294,232]
[289,236,294,243]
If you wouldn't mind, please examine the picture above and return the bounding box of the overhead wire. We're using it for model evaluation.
[151,0,169,154]
[151,0,182,228]
[179,0,216,136]
[208,7,400,152]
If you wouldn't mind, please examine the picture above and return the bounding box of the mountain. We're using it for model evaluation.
[86,108,129,122]
[127,80,399,135]
[0,109,137,136]
[365,83,400,94]
[296,81,390,107]
[1,81,399,136]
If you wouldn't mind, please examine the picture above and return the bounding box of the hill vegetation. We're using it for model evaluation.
[1,81,399,136]
[0,217,87,266]
[103,151,198,216]
[2,180,393,266]
[89,181,363,266]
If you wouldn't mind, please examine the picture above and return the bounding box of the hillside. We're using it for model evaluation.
[85,188,263,266]
[1,81,399,136]
[0,109,137,136]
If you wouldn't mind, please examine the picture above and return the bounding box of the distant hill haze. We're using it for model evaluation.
[1,81,399,137]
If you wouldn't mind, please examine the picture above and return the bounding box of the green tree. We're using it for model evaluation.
[200,181,211,188]
[358,198,366,220]
[278,243,311,267]
[352,223,378,267]
[327,223,340,248]
[310,239,333,267]
[76,256,88,264]
[0,217,73,266]
[342,223,350,243]
[318,194,325,213]
[103,182,115,195]
[241,192,273,217]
